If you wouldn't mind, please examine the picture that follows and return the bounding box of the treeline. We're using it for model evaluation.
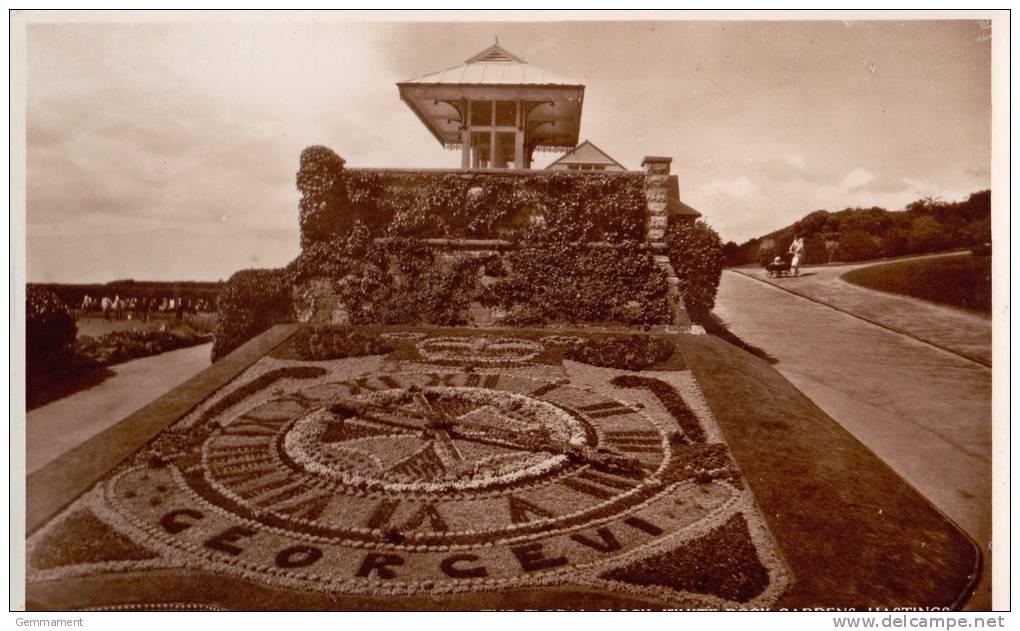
[723,190,991,267]
[29,279,224,307]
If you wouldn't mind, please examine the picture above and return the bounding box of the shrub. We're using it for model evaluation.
[487,232,672,326]
[212,268,293,361]
[26,287,77,377]
[76,327,212,367]
[565,335,677,371]
[837,229,880,262]
[802,235,829,264]
[721,241,743,267]
[300,166,648,245]
[881,227,910,258]
[296,145,348,249]
[665,220,723,319]
[291,326,394,360]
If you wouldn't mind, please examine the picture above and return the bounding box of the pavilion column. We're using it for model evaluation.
[461,129,470,169]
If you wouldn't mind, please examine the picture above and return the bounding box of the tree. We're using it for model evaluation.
[907,216,951,254]
[803,235,829,264]
[721,241,743,267]
[795,210,830,237]
[881,227,910,258]
[836,229,880,262]
[26,288,78,377]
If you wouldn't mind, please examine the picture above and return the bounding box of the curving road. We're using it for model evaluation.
[714,267,991,609]
[26,343,213,475]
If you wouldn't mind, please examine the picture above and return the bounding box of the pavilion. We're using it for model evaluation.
[397,41,585,169]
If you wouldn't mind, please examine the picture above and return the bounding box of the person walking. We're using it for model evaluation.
[788,235,805,277]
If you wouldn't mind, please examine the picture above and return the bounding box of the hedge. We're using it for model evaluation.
[298,166,648,245]
[26,287,78,378]
[211,268,293,361]
[665,220,723,320]
[485,231,673,326]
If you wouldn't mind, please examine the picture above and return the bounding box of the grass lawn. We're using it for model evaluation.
[679,334,981,609]
[841,254,991,314]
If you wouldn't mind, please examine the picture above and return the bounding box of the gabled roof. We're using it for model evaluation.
[546,140,627,170]
[401,42,582,87]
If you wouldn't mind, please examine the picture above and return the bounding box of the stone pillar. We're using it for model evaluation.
[642,156,671,243]
[641,156,689,327]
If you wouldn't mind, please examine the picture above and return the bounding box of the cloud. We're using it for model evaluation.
[697,176,761,200]
[839,167,875,190]
[22,20,992,280]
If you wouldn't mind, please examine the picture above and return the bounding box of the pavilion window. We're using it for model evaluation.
[470,131,492,169]
[495,100,517,127]
[465,99,523,169]
[470,100,493,126]
[493,132,516,169]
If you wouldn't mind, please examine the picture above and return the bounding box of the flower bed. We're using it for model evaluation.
[288,326,394,361]
[564,335,680,371]
[76,327,211,367]
[28,324,792,611]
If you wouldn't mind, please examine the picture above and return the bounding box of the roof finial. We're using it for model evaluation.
[495,36,500,45]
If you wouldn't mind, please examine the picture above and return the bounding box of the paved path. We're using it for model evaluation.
[715,270,991,608]
[735,252,991,366]
[26,343,213,475]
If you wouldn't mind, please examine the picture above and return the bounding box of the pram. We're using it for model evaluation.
[766,254,793,278]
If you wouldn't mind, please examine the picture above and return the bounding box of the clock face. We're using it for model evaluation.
[99,367,748,595]
[36,336,789,609]
[180,373,669,546]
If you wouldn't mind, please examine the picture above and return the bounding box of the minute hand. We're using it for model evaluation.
[329,399,644,474]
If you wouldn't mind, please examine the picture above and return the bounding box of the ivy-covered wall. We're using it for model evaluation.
[296,146,649,247]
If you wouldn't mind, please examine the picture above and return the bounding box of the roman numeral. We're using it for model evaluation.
[623,516,663,536]
[264,489,333,522]
[425,373,459,387]
[570,527,621,552]
[235,475,296,499]
[603,430,661,454]
[577,401,635,419]
[205,443,263,462]
[561,469,641,500]
[530,382,560,397]
[224,415,289,437]
[339,377,388,396]
[367,499,401,529]
[206,445,276,471]
[366,499,448,533]
[216,465,277,487]
[507,495,556,524]
[400,503,449,533]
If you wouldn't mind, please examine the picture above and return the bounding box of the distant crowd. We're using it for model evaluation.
[77,295,215,322]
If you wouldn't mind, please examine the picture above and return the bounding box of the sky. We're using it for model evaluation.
[23,17,992,283]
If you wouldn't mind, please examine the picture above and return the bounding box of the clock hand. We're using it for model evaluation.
[329,395,645,475]
[435,402,645,475]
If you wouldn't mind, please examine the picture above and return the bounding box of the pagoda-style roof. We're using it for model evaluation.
[402,42,581,87]
[397,42,585,153]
